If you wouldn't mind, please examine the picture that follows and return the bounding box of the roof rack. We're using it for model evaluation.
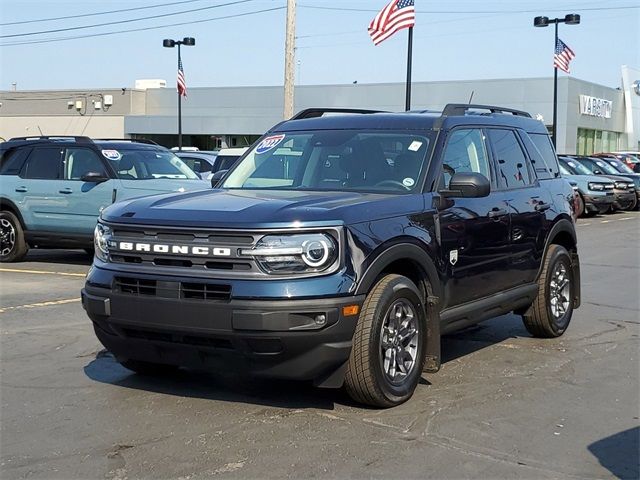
[93,138,158,145]
[8,135,92,142]
[441,104,532,118]
[291,108,385,120]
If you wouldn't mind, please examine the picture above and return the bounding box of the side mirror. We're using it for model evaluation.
[80,172,109,183]
[210,169,228,188]
[440,172,490,198]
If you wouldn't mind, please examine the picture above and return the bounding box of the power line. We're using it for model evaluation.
[298,4,640,14]
[0,0,210,27]
[0,7,286,47]
[0,0,263,39]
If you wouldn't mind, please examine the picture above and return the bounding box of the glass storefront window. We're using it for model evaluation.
[577,128,619,154]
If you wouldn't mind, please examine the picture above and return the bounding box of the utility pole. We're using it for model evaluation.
[283,0,296,119]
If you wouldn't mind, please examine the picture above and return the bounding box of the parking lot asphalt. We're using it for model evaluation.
[1,213,639,480]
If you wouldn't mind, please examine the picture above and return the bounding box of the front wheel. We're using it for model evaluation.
[0,211,28,263]
[522,244,574,338]
[344,274,427,408]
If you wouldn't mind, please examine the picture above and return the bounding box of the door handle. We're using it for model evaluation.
[59,188,73,194]
[488,208,508,218]
[15,186,27,192]
[535,202,551,212]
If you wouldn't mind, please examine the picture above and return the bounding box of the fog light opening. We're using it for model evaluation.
[314,314,327,326]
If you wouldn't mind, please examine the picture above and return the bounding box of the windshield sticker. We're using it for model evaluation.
[568,161,576,167]
[102,149,122,161]
[408,141,423,152]
[403,177,415,187]
[256,134,286,154]
[595,161,605,167]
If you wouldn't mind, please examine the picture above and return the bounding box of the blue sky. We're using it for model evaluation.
[0,0,638,91]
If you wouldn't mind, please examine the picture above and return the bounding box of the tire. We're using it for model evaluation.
[522,244,574,338]
[0,211,28,263]
[119,359,179,376]
[575,193,585,219]
[344,274,427,408]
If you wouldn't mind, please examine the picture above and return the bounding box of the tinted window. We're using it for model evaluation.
[215,155,242,172]
[23,147,62,179]
[64,148,107,180]
[180,156,212,173]
[441,128,490,188]
[488,129,532,188]
[0,148,30,176]
[529,133,560,179]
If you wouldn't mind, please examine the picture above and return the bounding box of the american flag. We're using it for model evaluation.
[368,0,415,46]
[177,57,187,97]
[553,38,575,74]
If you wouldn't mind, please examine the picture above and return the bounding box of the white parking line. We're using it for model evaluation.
[0,298,81,314]
[0,268,85,277]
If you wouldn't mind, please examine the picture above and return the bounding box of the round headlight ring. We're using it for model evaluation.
[301,238,330,268]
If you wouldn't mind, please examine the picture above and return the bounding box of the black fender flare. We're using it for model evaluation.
[0,197,26,228]
[354,243,442,300]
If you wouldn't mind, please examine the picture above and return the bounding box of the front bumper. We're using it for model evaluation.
[582,192,615,214]
[612,191,637,211]
[82,269,365,385]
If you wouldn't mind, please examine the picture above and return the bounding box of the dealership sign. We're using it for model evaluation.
[579,95,612,118]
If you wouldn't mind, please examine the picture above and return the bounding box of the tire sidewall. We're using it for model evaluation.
[0,211,26,262]
[543,246,574,335]
[369,278,427,403]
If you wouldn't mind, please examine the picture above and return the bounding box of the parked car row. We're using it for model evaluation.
[593,151,640,173]
[558,154,639,217]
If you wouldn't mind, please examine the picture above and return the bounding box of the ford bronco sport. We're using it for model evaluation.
[82,105,581,407]
[0,136,209,262]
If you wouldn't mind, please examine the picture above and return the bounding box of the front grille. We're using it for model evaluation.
[113,276,231,301]
[108,226,261,274]
[114,277,156,296]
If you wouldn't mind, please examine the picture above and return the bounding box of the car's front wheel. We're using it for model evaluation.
[0,211,28,263]
[522,244,574,338]
[344,274,427,408]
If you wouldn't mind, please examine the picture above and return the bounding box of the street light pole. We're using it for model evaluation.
[163,37,195,150]
[534,14,580,149]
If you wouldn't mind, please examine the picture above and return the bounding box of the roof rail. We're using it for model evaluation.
[290,108,385,120]
[93,138,158,145]
[8,135,92,142]
[441,104,532,118]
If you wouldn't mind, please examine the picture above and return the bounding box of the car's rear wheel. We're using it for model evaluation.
[344,274,426,408]
[522,244,574,338]
[0,211,28,263]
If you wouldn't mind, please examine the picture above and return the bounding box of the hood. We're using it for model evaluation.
[116,178,211,197]
[102,188,426,229]
[561,173,613,185]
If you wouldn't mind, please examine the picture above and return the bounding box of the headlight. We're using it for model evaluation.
[94,223,111,262]
[627,182,635,189]
[614,181,628,190]
[241,233,338,274]
[588,182,604,191]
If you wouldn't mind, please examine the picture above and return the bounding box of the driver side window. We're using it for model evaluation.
[441,129,490,188]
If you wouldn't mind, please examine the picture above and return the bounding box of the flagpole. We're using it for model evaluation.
[405,26,413,111]
[552,21,558,149]
[177,43,183,151]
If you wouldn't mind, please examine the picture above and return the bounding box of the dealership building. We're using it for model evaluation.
[1,65,638,155]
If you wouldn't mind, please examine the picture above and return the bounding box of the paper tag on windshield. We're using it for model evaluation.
[256,134,286,154]
[408,141,423,152]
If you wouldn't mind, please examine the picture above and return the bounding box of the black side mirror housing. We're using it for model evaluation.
[80,172,110,183]
[210,169,228,188]
[440,172,490,198]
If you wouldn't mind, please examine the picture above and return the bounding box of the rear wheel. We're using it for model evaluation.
[0,211,28,263]
[522,244,574,338]
[344,274,426,408]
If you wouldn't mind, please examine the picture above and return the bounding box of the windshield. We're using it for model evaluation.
[559,163,572,176]
[606,158,634,174]
[222,131,433,193]
[562,158,592,176]
[104,148,199,180]
[589,158,622,175]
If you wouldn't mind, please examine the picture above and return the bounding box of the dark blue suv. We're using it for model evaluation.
[82,105,581,407]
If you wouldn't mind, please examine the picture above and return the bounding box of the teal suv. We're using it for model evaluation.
[0,136,209,262]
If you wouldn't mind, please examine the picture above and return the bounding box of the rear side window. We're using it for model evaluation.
[22,147,63,179]
[0,148,30,175]
[215,155,241,172]
[487,129,532,188]
[64,148,107,180]
[528,133,560,179]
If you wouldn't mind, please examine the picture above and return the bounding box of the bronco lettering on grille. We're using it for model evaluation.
[117,242,231,256]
